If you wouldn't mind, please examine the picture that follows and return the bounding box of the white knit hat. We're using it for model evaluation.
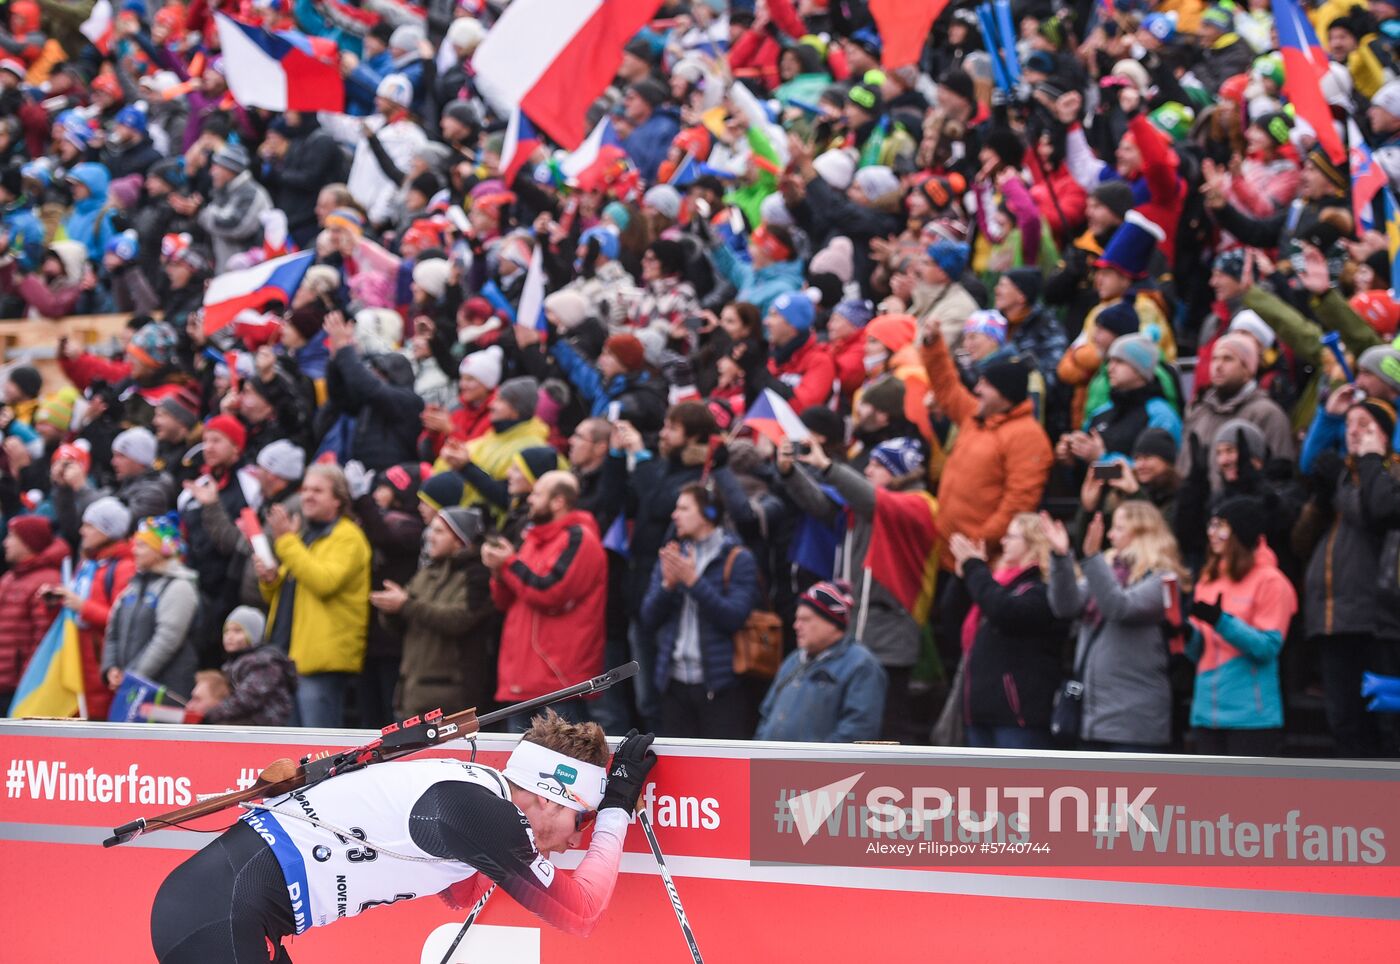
[459,345,504,390]
[255,439,306,482]
[813,150,856,190]
[111,426,157,467]
[412,258,451,300]
[82,496,132,540]
[376,73,414,109]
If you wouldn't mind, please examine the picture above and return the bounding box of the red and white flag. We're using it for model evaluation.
[471,0,663,148]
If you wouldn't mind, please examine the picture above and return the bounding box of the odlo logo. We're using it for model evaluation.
[550,764,577,786]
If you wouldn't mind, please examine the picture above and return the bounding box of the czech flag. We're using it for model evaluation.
[743,388,811,446]
[500,107,543,187]
[203,250,315,335]
[472,0,664,148]
[560,116,624,180]
[516,243,549,332]
[8,611,84,719]
[214,13,345,113]
[1273,0,1346,164]
[1352,136,1386,231]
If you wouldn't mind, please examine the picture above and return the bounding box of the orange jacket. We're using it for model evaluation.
[922,336,1054,568]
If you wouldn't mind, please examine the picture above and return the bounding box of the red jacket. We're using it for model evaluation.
[828,331,867,402]
[770,335,837,412]
[421,390,496,457]
[492,509,606,701]
[1129,113,1184,257]
[0,539,70,692]
[74,541,136,720]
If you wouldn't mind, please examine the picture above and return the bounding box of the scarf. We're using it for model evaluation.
[960,563,1032,655]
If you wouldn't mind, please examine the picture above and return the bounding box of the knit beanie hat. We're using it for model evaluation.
[1227,308,1276,349]
[1213,496,1267,549]
[797,579,854,630]
[34,388,78,432]
[513,446,564,486]
[1213,248,1246,280]
[204,414,248,453]
[1003,267,1043,305]
[224,605,266,645]
[926,239,970,279]
[643,184,682,220]
[1358,345,1400,394]
[861,375,906,418]
[869,437,925,477]
[82,496,132,540]
[439,505,483,545]
[255,439,306,481]
[1353,397,1398,445]
[459,345,504,390]
[7,364,41,399]
[1132,427,1178,463]
[1107,333,1160,380]
[128,321,178,370]
[1090,181,1134,220]
[831,297,874,329]
[544,289,589,330]
[963,309,1008,346]
[1096,300,1141,338]
[112,426,158,467]
[158,386,201,429]
[769,291,815,331]
[419,471,467,511]
[812,150,856,190]
[979,354,1031,405]
[8,514,53,554]
[134,513,183,558]
[1213,418,1268,459]
[412,258,451,300]
[496,377,539,420]
[603,334,646,373]
[799,405,845,444]
[1214,331,1260,376]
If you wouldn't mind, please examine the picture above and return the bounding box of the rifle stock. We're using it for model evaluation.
[103,662,637,848]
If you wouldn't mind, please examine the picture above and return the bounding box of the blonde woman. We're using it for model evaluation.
[948,513,1070,749]
[1045,502,1186,751]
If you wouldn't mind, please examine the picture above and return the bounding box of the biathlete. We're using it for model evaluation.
[150,711,658,962]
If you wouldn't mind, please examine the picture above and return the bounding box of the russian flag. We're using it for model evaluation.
[500,107,543,187]
[472,0,664,148]
[203,250,315,335]
[1273,0,1346,164]
[516,243,549,331]
[743,388,811,447]
[560,116,624,179]
[214,13,345,113]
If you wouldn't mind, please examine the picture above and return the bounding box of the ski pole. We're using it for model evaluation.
[638,811,704,964]
[438,884,496,964]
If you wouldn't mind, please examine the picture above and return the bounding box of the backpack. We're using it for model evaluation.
[722,546,784,679]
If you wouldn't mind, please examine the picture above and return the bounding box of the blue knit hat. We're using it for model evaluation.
[963,309,1008,346]
[106,229,139,263]
[831,298,874,329]
[926,239,970,280]
[114,104,148,136]
[579,225,620,261]
[1095,211,1165,279]
[770,291,815,331]
[869,437,925,477]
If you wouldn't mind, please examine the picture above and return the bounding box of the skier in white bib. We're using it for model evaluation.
[150,710,657,962]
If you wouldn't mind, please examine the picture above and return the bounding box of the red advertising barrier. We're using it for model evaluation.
[2,719,1399,961]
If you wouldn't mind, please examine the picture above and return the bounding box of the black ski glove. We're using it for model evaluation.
[600,729,657,814]
[1190,597,1223,626]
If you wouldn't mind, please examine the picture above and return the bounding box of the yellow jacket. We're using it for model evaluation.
[262,516,372,676]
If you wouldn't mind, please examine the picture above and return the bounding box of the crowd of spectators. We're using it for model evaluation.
[4,0,1400,757]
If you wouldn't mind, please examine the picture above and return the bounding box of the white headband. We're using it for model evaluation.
[503,740,606,813]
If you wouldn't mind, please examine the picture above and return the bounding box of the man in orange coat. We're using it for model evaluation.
[922,328,1054,562]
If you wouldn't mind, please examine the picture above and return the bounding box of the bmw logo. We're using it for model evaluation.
[312,845,332,862]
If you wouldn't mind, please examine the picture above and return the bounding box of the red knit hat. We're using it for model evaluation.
[204,414,248,453]
[603,334,646,373]
[8,514,54,554]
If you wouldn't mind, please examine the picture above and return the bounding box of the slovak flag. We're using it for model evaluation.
[743,389,811,447]
[1273,0,1346,164]
[214,13,345,113]
[560,116,624,179]
[1351,124,1386,231]
[203,250,315,335]
[499,107,543,187]
[472,0,664,147]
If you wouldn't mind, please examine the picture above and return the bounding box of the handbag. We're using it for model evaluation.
[723,547,783,679]
[1049,622,1105,744]
[930,654,967,746]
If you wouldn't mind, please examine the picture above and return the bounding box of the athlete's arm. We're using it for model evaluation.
[411,782,627,937]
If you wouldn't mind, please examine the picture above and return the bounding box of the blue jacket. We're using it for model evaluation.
[2,204,46,269]
[709,242,804,314]
[1187,614,1286,729]
[755,636,887,743]
[624,107,681,183]
[551,338,664,420]
[640,531,760,694]
[1300,404,1400,474]
[63,163,115,261]
[345,51,396,117]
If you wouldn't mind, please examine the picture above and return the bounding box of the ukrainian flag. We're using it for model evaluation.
[1387,189,1400,301]
[7,611,83,718]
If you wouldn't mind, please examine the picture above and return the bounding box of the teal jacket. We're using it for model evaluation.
[710,242,803,314]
